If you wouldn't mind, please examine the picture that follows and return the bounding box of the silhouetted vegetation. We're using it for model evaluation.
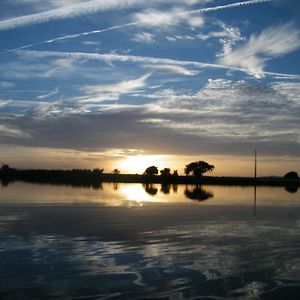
[172,170,178,177]
[144,166,158,176]
[184,161,215,177]
[160,168,171,176]
[1,163,299,189]
[284,171,299,180]
[112,169,120,175]
[143,183,158,196]
[184,185,214,202]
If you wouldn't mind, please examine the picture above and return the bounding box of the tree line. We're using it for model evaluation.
[144,161,215,177]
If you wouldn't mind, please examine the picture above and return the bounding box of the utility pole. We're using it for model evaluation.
[254,149,257,180]
[253,149,257,216]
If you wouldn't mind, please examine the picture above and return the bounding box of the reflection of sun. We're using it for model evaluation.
[120,184,155,203]
[119,155,167,174]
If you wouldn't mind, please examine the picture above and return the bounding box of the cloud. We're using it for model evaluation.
[37,87,59,100]
[7,0,270,51]
[133,8,204,29]
[142,78,300,148]
[0,124,30,138]
[79,73,150,103]
[218,23,300,78]
[1,78,300,158]
[132,32,155,43]
[17,49,300,79]
[0,81,16,88]
[143,64,198,76]
[0,0,218,31]
[0,0,153,31]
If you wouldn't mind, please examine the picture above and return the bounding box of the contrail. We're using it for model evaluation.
[6,0,271,52]
[17,49,300,79]
[186,0,271,15]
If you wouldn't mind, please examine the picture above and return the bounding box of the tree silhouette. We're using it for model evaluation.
[112,168,120,175]
[144,166,158,176]
[92,168,104,176]
[160,168,171,176]
[172,170,178,176]
[184,161,214,177]
[284,171,299,179]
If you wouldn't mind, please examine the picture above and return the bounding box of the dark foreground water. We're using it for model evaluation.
[0,182,299,299]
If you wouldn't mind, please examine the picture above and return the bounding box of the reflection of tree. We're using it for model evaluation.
[91,181,103,190]
[160,184,171,194]
[113,182,119,190]
[172,184,178,193]
[284,185,298,193]
[184,185,214,202]
[143,183,158,196]
[1,178,11,187]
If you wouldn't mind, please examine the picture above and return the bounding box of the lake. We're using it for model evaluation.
[0,182,299,299]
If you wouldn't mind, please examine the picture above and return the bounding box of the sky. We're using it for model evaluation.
[0,0,300,176]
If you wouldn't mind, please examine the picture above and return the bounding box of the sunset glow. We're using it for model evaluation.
[118,155,171,174]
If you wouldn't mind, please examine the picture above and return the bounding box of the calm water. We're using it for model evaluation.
[0,182,299,299]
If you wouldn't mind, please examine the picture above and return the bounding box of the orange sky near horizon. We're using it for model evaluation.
[1,145,299,177]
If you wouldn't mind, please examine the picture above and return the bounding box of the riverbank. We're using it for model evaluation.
[1,168,299,187]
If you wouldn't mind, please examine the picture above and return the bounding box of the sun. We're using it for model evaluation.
[118,155,169,174]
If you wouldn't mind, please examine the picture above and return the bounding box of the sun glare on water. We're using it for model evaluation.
[120,184,156,204]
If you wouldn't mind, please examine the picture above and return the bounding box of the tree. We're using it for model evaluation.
[172,170,178,176]
[112,168,120,175]
[284,171,299,180]
[92,168,104,176]
[144,166,158,176]
[184,161,215,177]
[160,168,171,176]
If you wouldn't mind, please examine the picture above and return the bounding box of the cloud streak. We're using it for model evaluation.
[6,0,271,52]
[16,49,300,79]
[0,0,178,31]
[219,23,300,78]
[78,73,150,103]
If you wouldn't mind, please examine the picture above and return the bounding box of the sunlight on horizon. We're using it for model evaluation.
[118,155,172,174]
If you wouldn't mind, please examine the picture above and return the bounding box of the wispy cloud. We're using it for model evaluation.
[6,0,270,52]
[0,0,167,31]
[78,73,150,103]
[37,87,59,100]
[132,32,155,43]
[0,81,16,88]
[0,124,30,138]
[17,49,300,79]
[143,64,198,76]
[2,77,300,158]
[133,8,204,29]
[0,0,219,31]
[218,23,300,78]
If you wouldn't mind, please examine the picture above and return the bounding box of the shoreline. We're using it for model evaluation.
[1,169,299,188]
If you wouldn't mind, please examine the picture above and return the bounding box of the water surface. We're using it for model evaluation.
[0,182,299,299]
